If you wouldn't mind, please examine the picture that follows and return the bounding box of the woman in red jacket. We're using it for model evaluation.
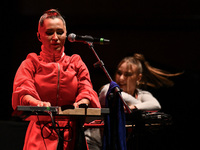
[12,9,100,150]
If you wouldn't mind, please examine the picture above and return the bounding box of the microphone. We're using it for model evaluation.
[68,33,110,45]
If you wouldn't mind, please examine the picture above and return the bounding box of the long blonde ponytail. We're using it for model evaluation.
[116,53,182,88]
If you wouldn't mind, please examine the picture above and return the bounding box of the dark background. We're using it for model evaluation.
[1,0,200,149]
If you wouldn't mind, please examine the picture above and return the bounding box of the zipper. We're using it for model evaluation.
[56,63,60,106]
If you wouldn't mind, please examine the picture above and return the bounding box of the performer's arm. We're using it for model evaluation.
[12,59,41,109]
[22,95,51,107]
[72,54,101,108]
[133,91,161,110]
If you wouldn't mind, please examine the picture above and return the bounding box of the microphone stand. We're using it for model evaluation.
[86,42,132,114]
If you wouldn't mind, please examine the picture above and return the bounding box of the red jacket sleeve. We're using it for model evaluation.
[72,55,101,108]
[12,59,41,110]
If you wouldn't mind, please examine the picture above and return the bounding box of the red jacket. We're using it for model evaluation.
[12,47,100,149]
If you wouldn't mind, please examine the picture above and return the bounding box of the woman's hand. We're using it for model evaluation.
[22,95,51,107]
[124,104,137,111]
[73,98,90,108]
[129,104,137,110]
[37,101,51,107]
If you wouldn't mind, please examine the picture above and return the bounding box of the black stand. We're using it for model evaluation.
[74,117,87,150]
[57,130,64,150]
[86,42,132,114]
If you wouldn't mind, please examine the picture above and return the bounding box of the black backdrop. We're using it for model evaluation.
[1,0,200,149]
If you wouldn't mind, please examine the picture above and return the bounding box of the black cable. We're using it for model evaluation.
[36,110,74,150]
[47,111,73,142]
[41,121,57,139]
[49,112,60,136]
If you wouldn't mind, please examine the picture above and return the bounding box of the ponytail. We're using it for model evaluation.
[133,53,182,88]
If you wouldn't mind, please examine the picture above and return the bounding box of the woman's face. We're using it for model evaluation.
[115,62,142,95]
[38,18,67,52]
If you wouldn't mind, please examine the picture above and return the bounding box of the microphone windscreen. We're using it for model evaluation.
[68,33,76,42]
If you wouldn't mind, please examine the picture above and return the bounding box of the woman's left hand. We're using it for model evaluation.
[124,104,137,111]
[73,98,90,108]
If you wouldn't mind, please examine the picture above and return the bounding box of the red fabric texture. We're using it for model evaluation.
[12,46,100,150]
